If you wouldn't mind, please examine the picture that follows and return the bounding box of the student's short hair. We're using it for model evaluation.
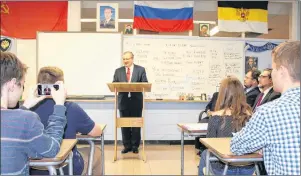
[248,69,261,84]
[1,51,28,97]
[272,41,300,81]
[37,66,64,84]
[263,68,273,78]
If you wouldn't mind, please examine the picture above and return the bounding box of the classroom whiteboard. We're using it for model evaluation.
[124,35,245,99]
[37,32,122,96]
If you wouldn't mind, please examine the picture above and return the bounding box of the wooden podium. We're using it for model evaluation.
[107,83,152,162]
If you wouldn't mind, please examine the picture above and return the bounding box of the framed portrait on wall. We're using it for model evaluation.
[124,24,133,34]
[96,3,119,32]
[199,23,210,37]
[245,56,258,73]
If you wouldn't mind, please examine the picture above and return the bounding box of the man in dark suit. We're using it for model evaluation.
[253,68,281,111]
[244,69,261,107]
[113,51,148,154]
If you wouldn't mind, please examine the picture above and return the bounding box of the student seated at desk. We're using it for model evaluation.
[198,76,255,176]
[195,91,218,155]
[1,52,67,176]
[30,67,103,175]
[231,41,300,175]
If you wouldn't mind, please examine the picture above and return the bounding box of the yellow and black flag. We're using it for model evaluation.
[218,1,268,34]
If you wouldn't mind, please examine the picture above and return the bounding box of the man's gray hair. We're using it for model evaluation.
[123,51,134,58]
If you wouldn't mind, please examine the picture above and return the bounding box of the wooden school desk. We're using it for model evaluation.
[76,124,107,176]
[29,139,77,175]
[177,123,208,176]
[200,138,263,175]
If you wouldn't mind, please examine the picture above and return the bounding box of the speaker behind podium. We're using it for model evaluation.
[107,83,152,162]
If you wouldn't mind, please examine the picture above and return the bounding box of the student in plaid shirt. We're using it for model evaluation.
[231,41,300,175]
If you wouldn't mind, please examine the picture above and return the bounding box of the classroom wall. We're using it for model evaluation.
[19,1,81,99]
[18,1,295,97]
[76,101,206,141]
[12,1,299,141]
[81,8,290,39]
[81,1,292,39]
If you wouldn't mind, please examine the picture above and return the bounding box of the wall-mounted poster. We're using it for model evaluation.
[96,3,119,32]
[199,23,210,37]
[124,24,133,34]
[0,36,17,54]
[245,56,258,73]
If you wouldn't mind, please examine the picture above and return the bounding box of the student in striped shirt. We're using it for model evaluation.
[1,52,67,175]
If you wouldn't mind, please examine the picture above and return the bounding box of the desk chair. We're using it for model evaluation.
[31,162,68,175]
[198,110,209,123]
[195,110,209,155]
[76,135,105,176]
[29,139,76,175]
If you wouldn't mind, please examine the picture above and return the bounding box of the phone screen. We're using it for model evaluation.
[37,84,59,96]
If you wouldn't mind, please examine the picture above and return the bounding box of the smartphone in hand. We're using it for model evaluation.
[37,84,59,96]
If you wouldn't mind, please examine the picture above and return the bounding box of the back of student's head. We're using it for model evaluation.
[1,51,28,97]
[272,40,300,82]
[37,66,64,84]
[215,76,252,132]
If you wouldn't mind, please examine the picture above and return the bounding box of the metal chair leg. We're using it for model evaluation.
[87,140,95,175]
[101,135,105,175]
[222,164,229,175]
[68,152,74,175]
[59,167,64,175]
[47,166,57,175]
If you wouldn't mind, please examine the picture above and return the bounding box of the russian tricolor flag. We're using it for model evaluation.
[133,1,194,32]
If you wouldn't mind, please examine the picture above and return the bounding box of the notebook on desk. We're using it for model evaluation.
[67,95,105,100]
[181,123,208,131]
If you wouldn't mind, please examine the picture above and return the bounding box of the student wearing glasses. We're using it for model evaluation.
[252,68,281,112]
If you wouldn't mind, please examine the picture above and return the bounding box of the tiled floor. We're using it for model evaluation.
[78,144,200,175]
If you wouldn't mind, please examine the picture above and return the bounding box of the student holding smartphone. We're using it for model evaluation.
[30,66,103,175]
[1,52,67,176]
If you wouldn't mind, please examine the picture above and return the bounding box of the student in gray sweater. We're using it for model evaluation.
[0,52,67,176]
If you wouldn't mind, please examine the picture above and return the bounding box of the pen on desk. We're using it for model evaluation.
[156,99,163,100]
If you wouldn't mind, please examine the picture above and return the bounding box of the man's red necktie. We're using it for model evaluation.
[255,93,264,108]
[126,67,131,82]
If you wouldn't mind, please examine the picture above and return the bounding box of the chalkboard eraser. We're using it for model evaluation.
[156,98,163,100]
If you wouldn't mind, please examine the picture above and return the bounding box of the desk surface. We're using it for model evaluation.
[30,139,77,163]
[76,124,107,138]
[66,99,208,103]
[177,123,208,133]
[20,98,208,103]
[200,138,262,159]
